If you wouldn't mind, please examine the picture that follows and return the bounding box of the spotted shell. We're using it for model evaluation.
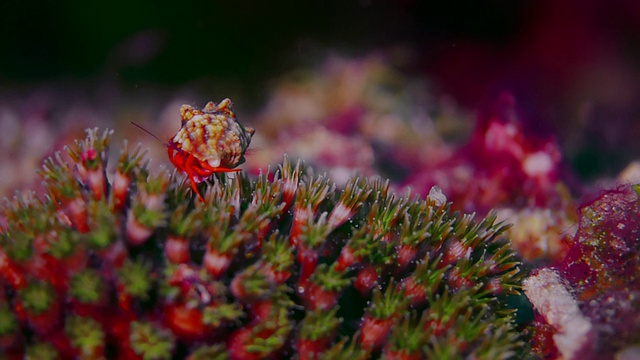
[171,99,255,169]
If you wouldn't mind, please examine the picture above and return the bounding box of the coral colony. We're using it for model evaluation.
[0,101,523,359]
[1,97,639,359]
[251,56,640,357]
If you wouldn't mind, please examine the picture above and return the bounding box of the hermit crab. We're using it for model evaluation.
[162,99,255,201]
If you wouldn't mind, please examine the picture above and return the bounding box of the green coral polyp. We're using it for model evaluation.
[188,344,229,360]
[244,307,292,354]
[232,264,275,298]
[299,308,342,341]
[20,281,55,315]
[202,303,244,327]
[87,200,117,249]
[168,203,201,237]
[25,342,60,360]
[118,259,153,300]
[40,154,82,201]
[69,269,105,304]
[130,321,175,359]
[65,315,105,355]
[262,234,294,271]
[0,224,33,261]
[0,128,524,358]
[395,315,429,349]
[367,280,409,320]
[48,231,72,257]
[310,263,352,291]
[0,303,17,335]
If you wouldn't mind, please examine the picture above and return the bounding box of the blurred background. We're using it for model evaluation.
[2,0,640,198]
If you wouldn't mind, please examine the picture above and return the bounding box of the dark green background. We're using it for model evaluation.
[0,1,522,84]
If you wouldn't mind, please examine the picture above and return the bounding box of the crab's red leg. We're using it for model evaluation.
[190,163,216,178]
[167,147,175,166]
[168,147,188,173]
[184,155,205,202]
[199,160,242,173]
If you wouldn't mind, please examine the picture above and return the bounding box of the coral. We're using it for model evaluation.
[524,184,640,359]
[0,128,524,359]
[406,93,577,263]
[495,207,573,263]
[407,93,566,215]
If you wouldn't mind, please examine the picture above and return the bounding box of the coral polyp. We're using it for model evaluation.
[0,128,523,359]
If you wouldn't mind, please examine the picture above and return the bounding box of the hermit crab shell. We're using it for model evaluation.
[171,99,255,169]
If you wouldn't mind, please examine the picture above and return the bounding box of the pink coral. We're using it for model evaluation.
[524,184,640,359]
[406,93,565,215]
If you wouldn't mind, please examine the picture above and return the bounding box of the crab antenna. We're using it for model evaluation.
[131,121,183,153]
[131,121,166,144]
